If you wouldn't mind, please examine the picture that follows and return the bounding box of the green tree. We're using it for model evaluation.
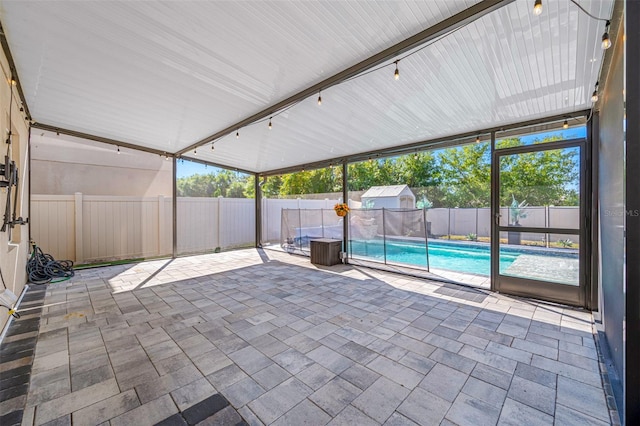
[437,143,491,208]
[499,146,578,206]
[177,170,253,198]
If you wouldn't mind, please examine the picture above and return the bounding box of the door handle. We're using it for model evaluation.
[495,213,501,225]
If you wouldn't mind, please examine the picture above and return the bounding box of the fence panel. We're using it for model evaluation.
[30,195,76,261]
[82,195,163,262]
[177,197,219,254]
[262,198,338,245]
[219,198,255,248]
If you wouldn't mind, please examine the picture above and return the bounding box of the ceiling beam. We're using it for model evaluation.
[176,0,514,156]
[31,123,171,157]
[0,20,32,121]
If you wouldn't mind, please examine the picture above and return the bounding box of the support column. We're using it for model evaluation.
[342,162,349,264]
[172,157,177,258]
[255,175,262,248]
[74,192,83,264]
[626,1,639,422]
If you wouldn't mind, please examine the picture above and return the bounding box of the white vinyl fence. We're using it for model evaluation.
[31,194,173,264]
[177,197,255,255]
[31,193,580,264]
[31,194,337,263]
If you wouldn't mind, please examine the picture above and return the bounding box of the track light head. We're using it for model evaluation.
[476,136,481,143]
[394,61,400,81]
[533,0,542,15]
[117,146,121,154]
[211,143,215,151]
[591,90,599,103]
[317,92,322,106]
[194,148,197,156]
[563,120,569,129]
[236,130,239,139]
[268,117,272,130]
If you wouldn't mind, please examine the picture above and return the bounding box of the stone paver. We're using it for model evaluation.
[5,249,615,426]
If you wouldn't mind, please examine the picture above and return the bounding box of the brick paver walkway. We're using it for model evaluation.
[1,249,615,425]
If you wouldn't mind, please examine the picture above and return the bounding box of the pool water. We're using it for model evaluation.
[349,239,518,276]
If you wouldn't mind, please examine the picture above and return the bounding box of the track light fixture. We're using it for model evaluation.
[591,82,599,102]
[476,136,481,143]
[601,21,611,49]
[211,143,215,151]
[10,78,16,86]
[194,148,197,156]
[414,152,418,160]
[317,91,322,106]
[268,118,272,130]
[117,146,121,154]
[563,120,569,129]
[533,0,542,16]
[165,154,170,161]
[236,130,239,139]
[394,61,400,81]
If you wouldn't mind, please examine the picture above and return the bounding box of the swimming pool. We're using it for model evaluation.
[349,239,516,276]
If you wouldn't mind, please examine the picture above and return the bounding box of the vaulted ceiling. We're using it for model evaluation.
[1,0,614,173]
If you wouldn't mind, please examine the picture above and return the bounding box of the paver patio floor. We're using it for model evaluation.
[1,249,615,425]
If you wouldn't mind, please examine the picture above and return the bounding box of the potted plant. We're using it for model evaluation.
[334,203,350,217]
[508,195,528,245]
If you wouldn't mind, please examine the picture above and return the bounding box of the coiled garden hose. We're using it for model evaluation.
[26,244,74,285]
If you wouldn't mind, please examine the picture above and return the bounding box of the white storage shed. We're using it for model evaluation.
[361,185,416,209]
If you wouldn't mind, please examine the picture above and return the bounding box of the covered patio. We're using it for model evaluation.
[0,0,637,424]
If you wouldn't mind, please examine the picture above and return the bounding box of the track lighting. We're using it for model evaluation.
[414,152,418,160]
[268,118,272,130]
[592,82,599,102]
[165,154,170,161]
[601,21,611,49]
[10,78,16,86]
[211,143,215,151]
[394,61,400,81]
[533,0,542,16]
[236,130,239,139]
[117,146,121,154]
[194,148,197,156]
[317,91,322,106]
[476,136,481,143]
[563,120,569,129]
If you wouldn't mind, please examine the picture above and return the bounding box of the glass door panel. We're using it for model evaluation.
[492,141,586,306]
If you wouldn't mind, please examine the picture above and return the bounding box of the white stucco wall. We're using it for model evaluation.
[0,51,31,333]
[30,132,172,196]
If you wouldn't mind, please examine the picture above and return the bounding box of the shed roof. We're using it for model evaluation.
[362,185,414,198]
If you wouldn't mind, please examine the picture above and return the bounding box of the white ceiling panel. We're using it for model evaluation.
[1,0,478,153]
[183,0,613,172]
[1,0,613,173]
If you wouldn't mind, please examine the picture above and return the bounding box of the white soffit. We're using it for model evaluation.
[183,0,613,172]
[1,0,479,154]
